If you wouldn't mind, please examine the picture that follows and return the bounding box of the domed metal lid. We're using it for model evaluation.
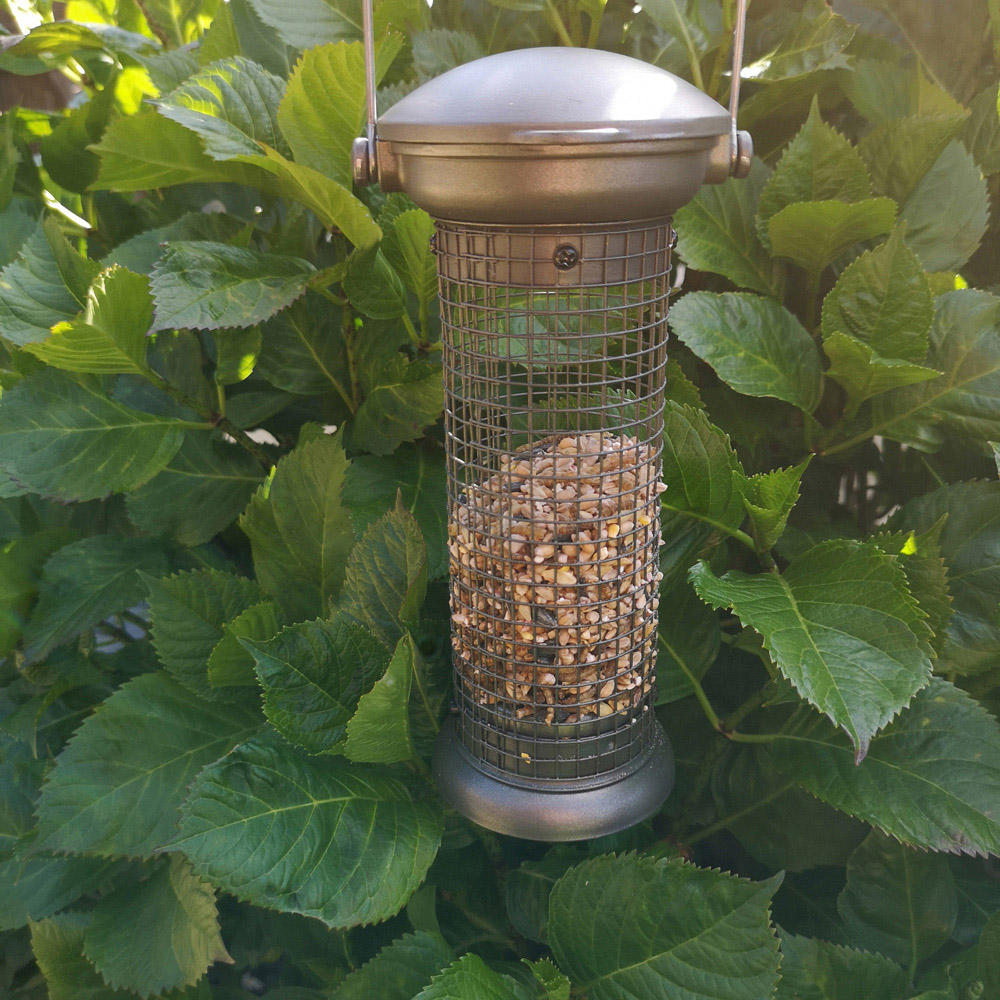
[378,47,732,146]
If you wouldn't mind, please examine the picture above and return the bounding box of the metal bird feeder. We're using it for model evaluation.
[354,3,752,841]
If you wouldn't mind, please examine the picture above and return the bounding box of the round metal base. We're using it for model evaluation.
[432,718,675,841]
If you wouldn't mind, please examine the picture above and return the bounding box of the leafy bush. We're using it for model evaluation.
[0,0,999,996]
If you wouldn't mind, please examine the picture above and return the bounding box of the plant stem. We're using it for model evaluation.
[342,307,362,411]
[545,0,575,46]
[724,682,775,731]
[401,310,422,349]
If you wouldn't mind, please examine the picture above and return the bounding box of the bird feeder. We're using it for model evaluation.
[354,3,752,841]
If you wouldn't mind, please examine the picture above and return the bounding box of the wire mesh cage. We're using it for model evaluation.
[437,219,672,788]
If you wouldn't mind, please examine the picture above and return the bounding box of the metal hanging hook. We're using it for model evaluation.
[729,0,753,178]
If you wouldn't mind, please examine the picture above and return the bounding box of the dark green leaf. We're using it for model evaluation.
[524,958,571,1000]
[330,931,453,1000]
[381,209,438,317]
[951,856,1000,947]
[413,954,533,1000]
[742,0,854,79]
[206,601,280,687]
[343,246,406,319]
[775,934,909,1000]
[981,912,1000,995]
[743,458,810,551]
[657,575,721,703]
[411,29,483,78]
[504,847,586,944]
[822,333,940,405]
[963,85,1000,174]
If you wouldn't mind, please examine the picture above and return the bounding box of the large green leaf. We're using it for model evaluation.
[768,198,896,278]
[170,731,443,927]
[771,679,1000,855]
[896,481,1000,675]
[240,434,354,621]
[775,934,909,1000]
[0,372,185,501]
[330,931,454,1000]
[257,295,348,396]
[206,600,280,687]
[548,854,781,1000]
[757,99,871,249]
[871,290,1000,450]
[146,569,266,697]
[741,0,853,80]
[743,458,810,552]
[837,831,956,966]
[150,242,314,332]
[657,576,721,703]
[673,158,784,296]
[126,433,264,546]
[901,141,990,273]
[413,954,533,1000]
[246,615,389,753]
[822,333,940,405]
[34,672,261,857]
[341,502,427,649]
[504,847,587,944]
[691,539,933,760]
[343,246,407,320]
[83,855,230,997]
[24,267,152,376]
[381,210,438,321]
[22,535,169,664]
[668,292,823,411]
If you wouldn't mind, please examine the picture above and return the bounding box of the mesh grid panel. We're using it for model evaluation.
[436,218,672,784]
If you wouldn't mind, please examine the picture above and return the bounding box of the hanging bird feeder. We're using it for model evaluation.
[354,3,752,841]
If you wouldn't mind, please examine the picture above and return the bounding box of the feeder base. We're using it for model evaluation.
[432,718,674,842]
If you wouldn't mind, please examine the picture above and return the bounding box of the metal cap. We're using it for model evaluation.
[378,47,731,145]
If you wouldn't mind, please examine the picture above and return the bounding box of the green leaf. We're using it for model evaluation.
[901,142,990,273]
[24,267,152,375]
[126,433,264,547]
[823,333,940,405]
[757,99,872,249]
[859,113,968,207]
[776,934,909,1000]
[673,159,783,296]
[963,85,1000,174]
[146,569,266,697]
[548,854,781,1000]
[768,198,897,278]
[668,292,823,411]
[341,502,427,648]
[246,615,390,753]
[657,575,721,703]
[411,29,483,78]
[84,855,230,997]
[207,600,280,687]
[871,290,1000,450]
[344,634,415,763]
[343,246,407,319]
[212,326,261,385]
[413,954,533,1000]
[35,672,261,858]
[330,931,454,1000]
[771,678,1000,855]
[382,210,438,317]
[156,56,288,161]
[981,912,1000,996]
[240,434,354,621]
[0,220,98,346]
[150,241,314,332]
[278,38,402,188]
[171,731,443,927]
[0,372,184,501]
[245,0,360,48]
[342,449,448,579]
[838,831,957,966]
[742,0,853,79]
[691,539,933,760]
[524,958,571,1000]
[743,458,810,551]
[22,535,168,664]
[257,295,348,396]
[350,356,443,456]
[897,481,1000,675]
[504,847,586,944]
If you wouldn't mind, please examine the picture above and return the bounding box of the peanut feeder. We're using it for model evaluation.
[354,3,752,841]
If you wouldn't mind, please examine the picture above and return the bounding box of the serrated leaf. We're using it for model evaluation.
[901,141,990,273]
[22,535,168,664]
[207,601,280,687]
[24,267,152,375]
[35,672,261,858]
[524,959,571,1000]
[768,198,896,278]
[245,0,426,49]
[150,242,314,332]
[742,0,853,79]
[871,291,1000,451]
[411,28,483,77]
[504,847,586,944]
[657,575,721,703]
[342,448,448,579]
[343,245,406,319]
[344,634,415,763]
[951,856,1000,946]
[669,292,823,411]
[382,209,437,317]
[330,930,453,1000]
[170,731,442,927]
[691,539,933,759]
[757,99,871,250]
[771,678,1000,855]
[126,433,264,546]
[776,934,909,1000]
[838,830,957,966]
[413,954,533,1000]
[823,333,940,405]
[963,85,1000,174]
[240,435,354,621]
[84,856,230,997]
[146,569,265,697]
[341,503,427,648]
[673,158,784,296]
[548,854,781,1000]
[247,615,389,753]
[156,56,288,161]
[257,295,348,396]
[743,458,810,551]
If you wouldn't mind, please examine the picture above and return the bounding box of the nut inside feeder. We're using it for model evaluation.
[354,1,752,841]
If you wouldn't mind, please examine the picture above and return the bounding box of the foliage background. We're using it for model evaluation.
[0,0,999,996]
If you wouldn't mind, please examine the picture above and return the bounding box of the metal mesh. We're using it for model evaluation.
[437,218,672,784]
